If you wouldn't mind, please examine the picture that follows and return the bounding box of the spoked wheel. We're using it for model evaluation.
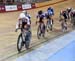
[17,33,23,53]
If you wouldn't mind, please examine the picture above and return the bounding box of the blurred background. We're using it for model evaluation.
[0,0,52,5]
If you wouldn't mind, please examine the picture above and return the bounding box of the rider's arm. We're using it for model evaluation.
[16,21,19,29]
[52,8,54,15]
[15,19,22,32]
[28,14,31,19]
[15,20,19,32]
[36,14,39,24]
[26,17,30,25]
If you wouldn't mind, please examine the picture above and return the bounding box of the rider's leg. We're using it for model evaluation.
[42,24,45,37]
[46,20,49,32]
[25,30,31,49]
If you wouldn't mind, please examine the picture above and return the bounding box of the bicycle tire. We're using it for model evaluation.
[17,33,23,53]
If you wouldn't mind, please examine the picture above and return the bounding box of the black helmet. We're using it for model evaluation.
[38,10,43,15]
[47,7,51,11]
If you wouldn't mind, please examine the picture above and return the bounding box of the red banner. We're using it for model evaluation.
[17,4,22,11]
[0,5,5,12]
[31,3,36,8]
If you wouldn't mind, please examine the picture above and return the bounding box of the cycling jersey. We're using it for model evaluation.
[45,12,51,19]
[60,10,67,19]
[25,14,31,24]
[37,14,45,23]
[16,13,30,29]
[25,14,31,19]
[47,10,53,16]
[71,10,75,17]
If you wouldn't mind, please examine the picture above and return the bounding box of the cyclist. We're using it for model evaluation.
[16,11,30,30]
[36,10,45,23]
[59,10,68,32]
[45,7,54,31]
[36,10,45,38]
[60,10,68,22]
[23,10,31,24]
[70,9,75,27]
[61,19,67,32]
[16,10,31,49]
[66,7,73,19]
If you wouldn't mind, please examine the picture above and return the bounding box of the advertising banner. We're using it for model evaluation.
[5,5,17,11]
[22,4,31,9]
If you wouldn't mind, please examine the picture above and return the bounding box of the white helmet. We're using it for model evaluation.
[22,10,27,14]
[19,13,25,18]
[67,7,71,9]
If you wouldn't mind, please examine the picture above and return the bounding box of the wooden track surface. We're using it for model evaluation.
[35,0,62,7]
[0,0,75,61]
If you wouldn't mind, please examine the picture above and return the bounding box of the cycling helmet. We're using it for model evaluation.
[38,10,43,15]
[47,7,52,10]
[22,10,27,15]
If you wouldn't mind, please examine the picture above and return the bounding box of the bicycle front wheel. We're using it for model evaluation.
[17,33,23,53]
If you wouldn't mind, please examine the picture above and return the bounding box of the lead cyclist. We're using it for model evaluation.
[15,10,31,49]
